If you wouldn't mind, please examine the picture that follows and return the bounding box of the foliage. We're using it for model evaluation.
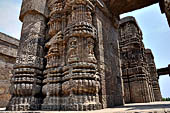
[162,97,170,101]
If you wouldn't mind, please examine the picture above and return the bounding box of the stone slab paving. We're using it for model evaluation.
[1,102,170,113]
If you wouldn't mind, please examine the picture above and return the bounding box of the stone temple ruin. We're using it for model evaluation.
[1,0,169,111]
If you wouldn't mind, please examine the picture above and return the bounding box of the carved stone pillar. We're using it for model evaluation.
[119,17,153,103]
[7,0,48,111]
[42,0,102,111]
[63,1,101,108]
[41,0,66,110]
[145,49,162,101]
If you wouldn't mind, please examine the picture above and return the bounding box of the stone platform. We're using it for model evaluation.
[1,102,170,113]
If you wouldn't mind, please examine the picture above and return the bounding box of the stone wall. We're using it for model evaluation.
[94,7,124,107]
[0,32,19,107]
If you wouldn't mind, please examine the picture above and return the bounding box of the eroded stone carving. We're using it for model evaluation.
[42,0,101,111]
[145,49,162,101]
[6,0,47,110]
[6,0,163,111]
[119,17,162,103]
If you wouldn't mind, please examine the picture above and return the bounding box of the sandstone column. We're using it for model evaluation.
[145,49,162,101]
[119,16,153,103]
[7,0,48,111]
[42,0,102,111]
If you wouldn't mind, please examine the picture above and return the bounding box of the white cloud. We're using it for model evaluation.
[0,0,22,39]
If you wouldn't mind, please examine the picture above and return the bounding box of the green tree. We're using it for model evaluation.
[162,97,170,101]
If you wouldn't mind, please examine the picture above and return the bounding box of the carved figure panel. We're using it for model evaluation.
[119,17,156,103]
[42,0,101,111]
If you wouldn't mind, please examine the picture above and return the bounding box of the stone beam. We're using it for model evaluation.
[157,64,170,77]
[169,64,170,75]
[103,0,158,15]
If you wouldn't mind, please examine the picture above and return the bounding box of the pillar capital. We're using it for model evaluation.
[19,0,49,22]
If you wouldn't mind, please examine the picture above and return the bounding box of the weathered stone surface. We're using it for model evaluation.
[19,0,48,21]
[103,0,158,15]
[119,16,162,103]
[7,0,47,110]
[42,0,103,111]
[0,33,19,58]
[5,0,166,112]
[157,64,170,76]
[94,7,124,108]
[0,32,19,108]
[7,0,124,111]
[145,49,162,101]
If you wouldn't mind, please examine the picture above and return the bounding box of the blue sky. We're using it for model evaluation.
[0,0,169,98]
[0,0,22,38]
